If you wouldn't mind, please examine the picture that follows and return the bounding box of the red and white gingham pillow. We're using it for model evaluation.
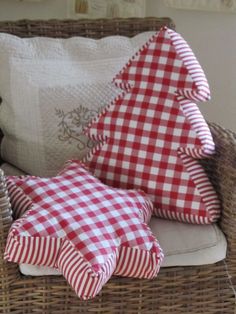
[4,160,163,300]
[84,28,221,224]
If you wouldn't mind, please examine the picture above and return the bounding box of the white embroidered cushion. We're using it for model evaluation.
[0,32,154,176]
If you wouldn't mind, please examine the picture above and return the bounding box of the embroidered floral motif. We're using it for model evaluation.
[56,107,98,150]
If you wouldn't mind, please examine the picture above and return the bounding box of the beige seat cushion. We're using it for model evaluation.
[1,162,227,274]
[149,217,226,267]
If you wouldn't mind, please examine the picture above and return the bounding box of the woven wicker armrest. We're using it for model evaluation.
[205,123,236,291]
[205,123,236,273]
[0,170,20,288]
[207,124,236,236]
[0,170,19,291]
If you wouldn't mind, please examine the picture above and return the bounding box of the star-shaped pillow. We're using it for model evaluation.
[4,160,163,300]
[84,28,221,224]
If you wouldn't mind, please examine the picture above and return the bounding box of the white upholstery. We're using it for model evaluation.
[0,32,155,177]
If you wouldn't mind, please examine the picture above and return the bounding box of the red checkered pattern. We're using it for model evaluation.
[4,160,163,300]
[84,28,221,224]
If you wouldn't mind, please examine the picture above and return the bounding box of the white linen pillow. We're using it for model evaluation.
[0,32,154,176]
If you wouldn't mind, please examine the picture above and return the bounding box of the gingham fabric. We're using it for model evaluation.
[4,160,163,300]
[84,27,221,224]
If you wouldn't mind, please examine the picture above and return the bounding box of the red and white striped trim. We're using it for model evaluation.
[4,233,163,299]
[115,243,163,279]
[171,28,215,158]
[57,241,118,300]
[4,233,62,267]
[153,207,210,224]
[153,149,221,224]
[7,179,32,219]
[177,96,215,157]
[178,151,221,223]
[168,28,211,102]
[84,139,109,164]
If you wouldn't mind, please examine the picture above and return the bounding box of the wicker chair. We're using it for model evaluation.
[0,18,235,314]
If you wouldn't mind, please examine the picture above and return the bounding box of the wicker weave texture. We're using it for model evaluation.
[0,17,175,38]
[0,18,235,314]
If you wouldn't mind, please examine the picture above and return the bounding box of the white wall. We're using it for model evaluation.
[146,0,236,132]
[0,0,66,20]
